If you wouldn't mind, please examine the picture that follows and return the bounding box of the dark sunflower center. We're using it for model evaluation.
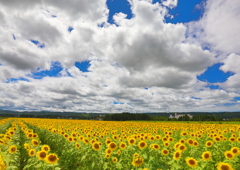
[204,154,209,158]
[221,165,229,170]
[94,143,99,149]
[189,159,195,165]
[48,155,57,162]
[40,152,46,158]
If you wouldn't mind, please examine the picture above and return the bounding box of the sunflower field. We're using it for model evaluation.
[0,118,240,170]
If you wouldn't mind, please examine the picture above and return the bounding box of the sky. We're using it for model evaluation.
[0,0,240,113]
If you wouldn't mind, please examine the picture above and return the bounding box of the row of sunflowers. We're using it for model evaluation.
[0,118,240,170]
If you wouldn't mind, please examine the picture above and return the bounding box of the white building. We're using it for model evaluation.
[169,113,193,119]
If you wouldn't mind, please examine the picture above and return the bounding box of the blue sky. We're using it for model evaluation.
[0,0,239,112]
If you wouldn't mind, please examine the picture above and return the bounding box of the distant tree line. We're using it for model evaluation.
[103,112,151,121]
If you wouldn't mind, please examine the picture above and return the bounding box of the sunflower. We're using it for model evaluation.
[173,151,181,160]
[83,138,89,144]
[108,142,117,150]
[0,155,6,169]
[45,153,59,164]
[224,151,234,159]
[187,139,194,146]
[8,130,14,136]
[193,141,199,147]
[90,139,95,145]
[0,139,4,144]
[128,138,136,145]
[105,154,110,159]
[149,136,155,141]
[186,157,198,168]
[105,139,111,145]
[202,151,211,161]
[230,147,239,156]
[117,149,121,155]
[179,139,185,144]
[31,139,39,146]
[106,148,112,155]
[112,157,118,163]
[119,142,127,150]
[92,142,100,151]
[217,162,234,170]
[34,133,39,138]
[27,133,33,138]
[28,149,35,156]
[155,135,161,140]
[75,142,80,149]
[153,144,160,150]
[37,150,47,160]
[214,137,221,142]
[229,137,236,142]
[162,137,168,142]
[174,142,181,150]
[133,153,139,158]
[68,136,74,142]
[205,141,213,147]
[181,132,187,136]
[63,133,69,138]
[138,141,147,149]
[132,156,144,167]
[8,145,17,154]
[161,149,169,156]
[23,143,30,150]
[41,145,50,152]
[168,137,174,142]
[178,144,187,152]
[164,142,169,147]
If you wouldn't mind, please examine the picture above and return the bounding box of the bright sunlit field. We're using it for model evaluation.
[0,118,239,170]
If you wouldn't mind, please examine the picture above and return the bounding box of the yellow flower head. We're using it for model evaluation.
[202,151,211,161]
[128,138,136,145]
[117,149,121,155]
[186,157,198,168]
[178,144,187,152]
[205,141,213,147]
[112,157,118,163]
[92,142,100,151]
[8,145,17,154]
[28,149,35,157]
[31,139,39,146]
[37,150,47,160]
[75,142,80,149]
[45,153,59,164]
[108,142,117,150]
[132,156,144,167]
[217,162,234,170]
[119,142,127,150]
[153,144,160,150]
[138,141,147,149]
[41,145,50,152]
[133,153,139,158]
[173,151,181,160]
[224,151,234,159]
[230,147,239,156]
[106,148,112,155]
[161,149,169,156]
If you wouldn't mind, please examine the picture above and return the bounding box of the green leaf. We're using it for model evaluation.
[116,162,123,169]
